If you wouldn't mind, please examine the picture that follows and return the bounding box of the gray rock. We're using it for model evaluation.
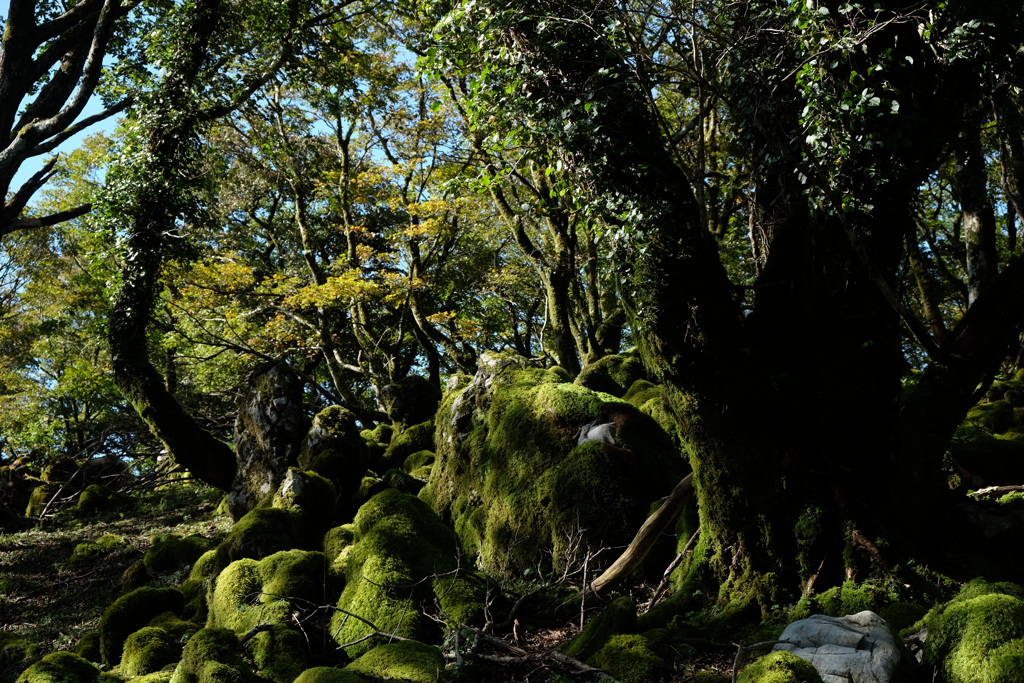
[773,611,900,683]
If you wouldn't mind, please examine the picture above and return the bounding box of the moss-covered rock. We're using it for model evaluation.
[293,668,366,683]
[590,634,667,683]
[561,596,638,661]
[22,652,100,683]
[245,624,308,683]
[344,641,445,683]
[212,470,335,574]
[121,560,152,590]
[331,489,483,657]
[737,651,824,683]
[98,587,185,668]
[209,550,334,634]
[1,632,38,676]
[75,631,101,663]
[916,578,1024,683]
[298,406,370,503]
[120,627,181,677]
[15,652,99,683]
[382,468,425,495]
[811,579,898,617]
[575,353,648,398]
[169,628,257,683]
[69,534,132,566]
[402,450,435,475]
[422,352,683,578]
[76,485,133,515]
[380,421,435,472]
[381,375,443,429]
[144,533,215,576]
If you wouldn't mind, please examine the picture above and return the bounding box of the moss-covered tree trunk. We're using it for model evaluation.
[107,0,237,491]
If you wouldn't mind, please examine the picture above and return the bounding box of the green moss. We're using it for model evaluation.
[0,632,38,674]
[98,587,185,668]
[920,579,1024,683]
[331,489,477,657]
[590,634,667,683]
[812,579,897,617]
[966,399,1015,434]
[424,357,682,579]
[293,668,368,683]
[149,612,202,641]
[382,468,425,495]
[381,421,435,471]
[575,354,648,398]
[299,406,370,500]
[75,631,101,662]
[131,674,173,683]
[270,469,337,532]
[15,652,99,683]
[121,560,151,590]
[737,651,824,683]
[245,624,308,683]
[145,534,215,575]
[402,450,435,474]
[70,534,131,566]
[212,506,310,574]
[879,602,928,632]
[209,550,334,635]
[561,596,637,661]
[169,628,255,683]
[344,641,444,682]
[180,549,219,621]
[362,423,394,446]
[76,485,133,515]
[120,627,180,677]
[25,482,56,517]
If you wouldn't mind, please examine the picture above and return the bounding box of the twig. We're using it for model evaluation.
[649,525,700,608]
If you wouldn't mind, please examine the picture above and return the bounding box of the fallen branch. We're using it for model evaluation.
[968,485,1024,500]
[589,473,694,595]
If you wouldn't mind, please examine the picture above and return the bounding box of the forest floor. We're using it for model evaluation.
[0,483,739,682]
[0,485,229,682]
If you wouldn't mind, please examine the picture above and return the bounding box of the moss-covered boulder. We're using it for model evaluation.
[169,628,258,683]
[212,470,336,574]
[738,651,825,683]
[575,353,648,398]
[293,669,366,683]
[344,641,445,682]
[330,489,483,657]
[120,627,181,677]
[1,632,38,676]
[98,587,185,668]
[298,406,369,503]
[69,534,132,566]
[381,375,442,429]
[380,421,435,472]
[245,624,309,683]
[209,550,335,634]
[144,533,215,576]
[561,596,638,661]
[228,361,309,520]
[15,651,99,683]
[915,578,1024,683]
[76,484,133,515]
[422,351,683,578]
[590,634,668,683]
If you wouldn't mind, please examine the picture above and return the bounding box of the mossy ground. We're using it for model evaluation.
[0,483,228,683]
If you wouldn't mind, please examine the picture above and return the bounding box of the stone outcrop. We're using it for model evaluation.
[773,611,900,683]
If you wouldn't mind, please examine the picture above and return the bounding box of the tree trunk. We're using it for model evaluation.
[107,0,237,491]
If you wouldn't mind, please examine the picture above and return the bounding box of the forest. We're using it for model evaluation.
[2,0,1024,681]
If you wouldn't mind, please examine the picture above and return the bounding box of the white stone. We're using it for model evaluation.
[773,610,900,683]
